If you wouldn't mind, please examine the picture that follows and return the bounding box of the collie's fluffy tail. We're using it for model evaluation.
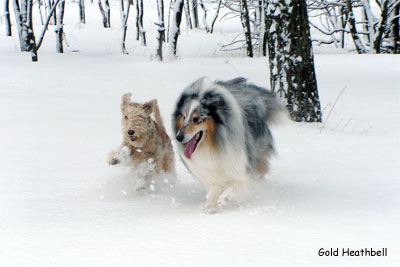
[216,77,287,125]
[263,89,287,125]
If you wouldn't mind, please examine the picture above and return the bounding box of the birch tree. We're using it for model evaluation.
[169,0,184,56]
[79,0,85,23]
[27,0,38,60]
[345,0,367,53]
[198,0,210,32]
[135,0,146,45]
[209,0,221,33]
[13,0,29,50]
[307,0,349,48]
[12,0,37,61]
[191,0,199,28]
[55,0,65,53]
[98,0,111,28]
[155,0,166,60]
[260,0,268,56]
[36,0,61,51]
[267,0,322,122]
[240,0,253,57]
[221,0,267,56]
[5,0,12,36]
[120,0,132,54]
[308,0,399,54]
[37,0,45,25]
[389,2,399,53]
[184,0,193,29]
[50,0,57,25]
[195,0,221,33]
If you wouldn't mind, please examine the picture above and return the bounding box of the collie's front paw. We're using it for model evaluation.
[202,203,218,214]
[203,188,223,213]
[217,187,234,208]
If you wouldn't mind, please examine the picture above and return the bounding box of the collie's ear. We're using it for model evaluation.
[143,99,157,115]
[201,77,213,88]
[121,93,132,106]
[194,77,213,90]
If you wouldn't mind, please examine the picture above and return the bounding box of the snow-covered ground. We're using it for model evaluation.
[1,2,399,267]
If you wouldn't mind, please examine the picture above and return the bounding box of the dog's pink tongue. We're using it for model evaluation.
[184,137,197,159]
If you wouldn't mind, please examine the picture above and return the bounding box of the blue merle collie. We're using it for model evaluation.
[172,77,285,212]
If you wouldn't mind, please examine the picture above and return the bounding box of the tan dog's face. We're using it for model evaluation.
[120,93,155,148]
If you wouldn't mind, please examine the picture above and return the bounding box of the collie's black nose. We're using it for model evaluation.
[176,132,184,142]
[127,130,135,136]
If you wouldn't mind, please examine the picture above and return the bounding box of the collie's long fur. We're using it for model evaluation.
[172,77,284,211]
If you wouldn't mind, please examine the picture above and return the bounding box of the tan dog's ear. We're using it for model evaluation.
[143,99,157,115]
[121,93,132,106]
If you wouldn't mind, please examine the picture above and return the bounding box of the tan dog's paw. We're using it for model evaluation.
[107,149,122,165]
[108,158,120,165]
[135,177,147,191]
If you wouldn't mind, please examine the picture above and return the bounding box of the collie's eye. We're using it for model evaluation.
[124,116,128,120]
[192,117,200,124]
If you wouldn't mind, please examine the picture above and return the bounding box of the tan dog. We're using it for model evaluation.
[108,93,175,188]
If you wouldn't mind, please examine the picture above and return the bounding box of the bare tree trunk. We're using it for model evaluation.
[51,0,57,25]
[98,0,110,27]
[392,3,400,53]
[198,0,209,32]
[36,0,60,50]
[12,0,37,60]
[135,0,146,45]
[373,0,389,53]
[169,0,184,56]
[209,0,221,34]
[139,0,146,45]
[167,0,171,42]
[105,0,110,26]
[37,0,44,25]
[79,0,85,23]
[240,0,253,57]
[255,0,262,40]
[192,0,199,28]
[184,0,193,29]
[155,0,165,60]
[55,0,65,53]
[12,0,30,51]
[20,0,30,50]
[120,0,132,54]
[267,0,322,122]
[361,3,370,46]
[44,0,49,20]
[361,0,375,53]
[340,6,346,49]
[346,0,367,53]
[27,0,37,61]
[135,0,140,40]
[259,0,268,56]
[4,0,12,36]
